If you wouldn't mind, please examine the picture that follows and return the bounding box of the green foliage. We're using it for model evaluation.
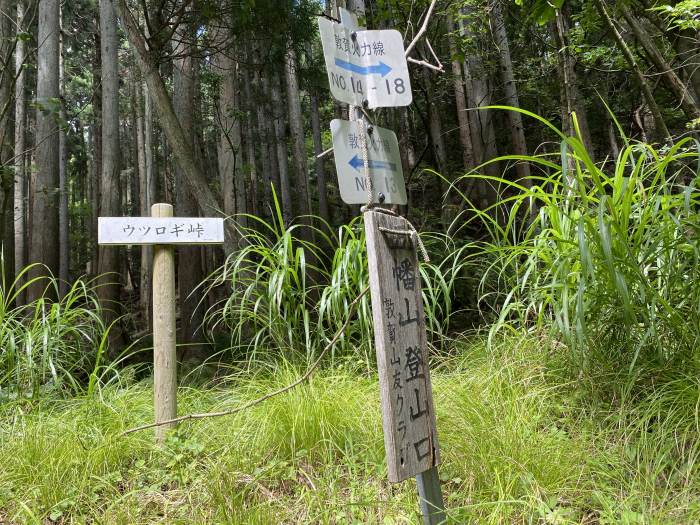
[3,336,700,523]
[456,107,700,379]
[0,266,106,399]
[513,0,565,24]
[653,0,700,30]
[207,196,465,366]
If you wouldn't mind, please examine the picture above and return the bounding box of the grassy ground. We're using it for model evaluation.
[2,335,700,524]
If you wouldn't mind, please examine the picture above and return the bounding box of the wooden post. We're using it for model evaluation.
[151,203,177,442]
[98,209,223,443]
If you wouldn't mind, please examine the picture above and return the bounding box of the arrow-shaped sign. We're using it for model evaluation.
[349,155,397,172]
[334,58,392,77]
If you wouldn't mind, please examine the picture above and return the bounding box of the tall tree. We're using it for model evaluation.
[136,77,153,327]
[272,70,293,224]
[172,12,205,351]
[593,0,671,141]
[113,0,233,251]
[458,3,500,208]
[28,0,60,302]
[551,6,594,154]
[14,0,27,303]
[285,48,310,219]
[97,0,123,343]
[489,0,531,186]
[214,27,246,237]
[59,7,69,296]
[619,3,700,123]
[309,92,329,223]
[447,17,475,173]
[0,0,14,284]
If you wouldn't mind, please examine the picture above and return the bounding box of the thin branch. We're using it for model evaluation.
[408,56,443,72]
[316,146,333,159]
[122,286,371,436]
[404,0,438,58]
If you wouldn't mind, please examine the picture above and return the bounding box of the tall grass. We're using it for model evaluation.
[0,265,105,399]
[453,108,700,381]
[5,335,698,523]
[206,196,467,366]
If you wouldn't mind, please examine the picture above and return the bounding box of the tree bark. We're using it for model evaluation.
[310,92,329,224]
[254,66,273,214]
[458,4,500,209]
[172,14,205,353]
[14,0,26,303]
[447,18,475,172]
[97,0,123,346]
[675,29,700,105]
[241,65,259,218]
[551,7,595,156]
[58,9,69,297]
[136,78,152,328]
[619,3,700,122]
[593,0,671,141]
[284,48,310,219]
[214,32,246,236]
[28,0,60,302]
[0,0,14,289]
[89,29,102,275]
[271,71,293,224]
[489,0,531,185]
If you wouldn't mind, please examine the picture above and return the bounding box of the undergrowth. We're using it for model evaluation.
[2,335,700,524]
[453,108,700,390]
[0,266,106,400]
[206,195,466,367]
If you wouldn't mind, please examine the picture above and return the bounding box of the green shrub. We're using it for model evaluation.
[0,265,105,399]
[206,194,466,365]
[455,108,700,377]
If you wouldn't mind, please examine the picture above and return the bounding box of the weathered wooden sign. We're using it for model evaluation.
[98,204,224,443]
[318,17,412,108]
[364,210,440,482]
[331,119,407,205]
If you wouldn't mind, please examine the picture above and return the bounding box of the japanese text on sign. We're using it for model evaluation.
[330,119,407,205]
[318,17,412,108]
[98,217,225,246]
[365,211,440,483]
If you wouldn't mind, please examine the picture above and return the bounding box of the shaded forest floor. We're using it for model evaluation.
[2,335,700,524]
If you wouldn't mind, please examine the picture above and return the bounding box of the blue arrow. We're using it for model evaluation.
[334,58,392,77]
[349,155,397,172]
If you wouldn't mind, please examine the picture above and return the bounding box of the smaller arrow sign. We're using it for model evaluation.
[349,154,397,172]
[334,58,392,77]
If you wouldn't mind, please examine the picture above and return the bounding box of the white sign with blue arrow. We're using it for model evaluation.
[318,17,412,108]
[331,119,407,205]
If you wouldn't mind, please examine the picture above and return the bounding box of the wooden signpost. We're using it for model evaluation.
[98,203,224,442]
[319,5,446,524]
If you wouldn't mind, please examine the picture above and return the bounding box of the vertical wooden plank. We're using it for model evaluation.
[365,210,440,482]
[151,202,177,443]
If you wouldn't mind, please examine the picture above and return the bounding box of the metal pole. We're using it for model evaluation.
[416,466,446,524]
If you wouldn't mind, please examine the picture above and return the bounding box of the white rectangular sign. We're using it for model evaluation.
[331,119,407,205]
[318,18,412,108]
[98,217,224,245]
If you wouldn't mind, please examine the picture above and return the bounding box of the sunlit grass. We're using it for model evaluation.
[3,335,700,524]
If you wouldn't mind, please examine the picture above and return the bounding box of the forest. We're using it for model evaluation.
[1,0,700,523]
